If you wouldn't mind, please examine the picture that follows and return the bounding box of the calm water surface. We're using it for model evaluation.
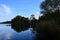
[0,24,35,40]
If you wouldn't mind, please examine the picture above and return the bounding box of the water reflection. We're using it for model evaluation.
[11,24,29,32]
[0,24,35,40]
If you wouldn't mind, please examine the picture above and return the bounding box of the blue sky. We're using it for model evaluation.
[0,0,44,22]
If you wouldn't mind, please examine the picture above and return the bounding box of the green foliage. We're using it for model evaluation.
[40,0,60,14]
[35,0,60,39]
[36,9,60,40]
[30,14,37,28]
[11,15,30,32]
[11,15,37,32]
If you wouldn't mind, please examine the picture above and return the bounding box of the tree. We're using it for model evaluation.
[35,0,60,40]
[41,0,60,14]
[11,15,30,32]
[30,14,37,29]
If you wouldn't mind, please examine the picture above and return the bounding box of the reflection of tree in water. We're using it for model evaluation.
[11,23,29,32]
[11,25,24,32]
[11,15,37,32]
[11,15,30,32]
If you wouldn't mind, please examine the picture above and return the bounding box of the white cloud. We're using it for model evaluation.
[0,4,11,16]
[2,4,11,14]
[0,4,11,22]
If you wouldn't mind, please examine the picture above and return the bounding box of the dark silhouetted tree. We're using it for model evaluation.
[35,0,60,40]
[11,15,30,32]
[30,14,37,28]
[40,0,60,14]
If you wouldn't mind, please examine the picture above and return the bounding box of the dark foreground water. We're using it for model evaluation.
[0,24,35,40]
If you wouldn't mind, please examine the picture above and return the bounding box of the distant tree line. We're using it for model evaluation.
[0,21,11,24]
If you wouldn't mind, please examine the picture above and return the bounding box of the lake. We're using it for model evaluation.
[0,24,36,40]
